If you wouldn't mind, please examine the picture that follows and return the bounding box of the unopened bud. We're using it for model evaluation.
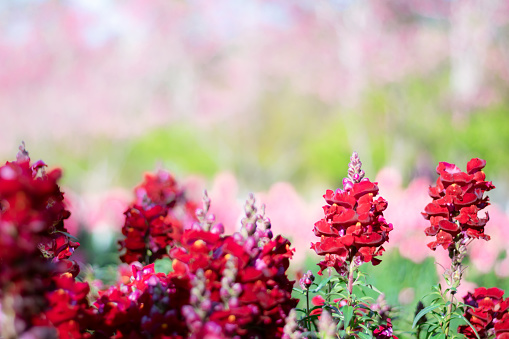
[245,222,256,235]
[228,297,239,308]
[210,223,225,235]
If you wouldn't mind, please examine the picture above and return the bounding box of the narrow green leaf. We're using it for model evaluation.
[413,304,443,328]
[357,332,371,339]
[292,287,304,294]
[55,230,80,242]
[341,305,354,328]
[456,314,480,339]
[311,276,333,293]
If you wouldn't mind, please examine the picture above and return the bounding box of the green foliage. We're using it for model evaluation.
[294,270,396,339]
[154,257,173,274]
[413,284,479,339]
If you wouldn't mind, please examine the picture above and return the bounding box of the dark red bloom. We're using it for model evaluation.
[173,230,298,338]
[458,287,509,339]
[374,318,398,339]
[168,194,298,338]
[118,169,199,264]
[311,152,394,275]
[92,263,191,338]
[33,274,96,339]
[423,158,495,251]
[0,144,80,336]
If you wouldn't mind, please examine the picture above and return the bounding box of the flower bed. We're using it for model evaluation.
[0,144,505,338]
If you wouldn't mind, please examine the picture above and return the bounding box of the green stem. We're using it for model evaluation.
[444,290,455,338]
[327,267,332,304]
[347,259,355,301]
[306,288,310,331]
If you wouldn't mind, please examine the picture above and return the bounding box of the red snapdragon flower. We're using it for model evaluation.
[33,273,96,339]
[374,318,398,339]
[458,287,509,339]
[0,144,80,336]
[119,170,198,264]
[92,262,191,338]
[422,158,495,250]
[170,195,298,338]
[172,230,298,338]
[311,152,393,275]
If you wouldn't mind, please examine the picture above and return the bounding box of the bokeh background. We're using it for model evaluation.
[2,0,509,333]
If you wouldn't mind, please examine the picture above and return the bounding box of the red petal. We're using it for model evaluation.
[467,158,486,174]
[352,181,379,199]
[438,220,460,235]
[423,202,449,217]
[331,209,357,226]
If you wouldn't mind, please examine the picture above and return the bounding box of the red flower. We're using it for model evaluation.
[0,144,80,336]
[33,274,96,339]
[311,152,394,275]
[423,158,495,251]
[118,169,198,264]
[374,318,398,339]
[92,263,191,338]
[458,287,509,339]
[170,195,298,338]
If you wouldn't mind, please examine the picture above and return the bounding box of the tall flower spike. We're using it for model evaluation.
[422,158,495,289]
[422,158,495,251]
[311,152,393,275]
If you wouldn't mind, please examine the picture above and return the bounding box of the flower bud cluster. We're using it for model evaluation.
[240,193,273,246]
[299,270,315,290]
[422,158,495,251]
[311,152,394,275]
[220,257,242,308]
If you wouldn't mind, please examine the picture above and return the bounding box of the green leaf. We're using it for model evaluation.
[154,258,173,274]
[357,323,372,332]
[341,305,354,328]
[362,283,384,295]
[413,304,443,328]
[311,276,333,293]
[292,287,305,295]
[299,331,318,339]
[425,323,440,334]
[55,230,80,242]
[357,332,372,339]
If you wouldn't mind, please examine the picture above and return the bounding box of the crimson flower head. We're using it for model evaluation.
[457,287,509,339]
[118,169,199,264]
[0,143,81,336]
[422,158,495,251]
[171,194,298,338]
[92,262,191,338]
[310,152,393,275]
